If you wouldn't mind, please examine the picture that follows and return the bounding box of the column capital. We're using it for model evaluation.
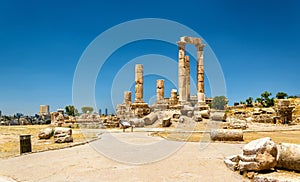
[196,44,205,51]
[177,41,186,49]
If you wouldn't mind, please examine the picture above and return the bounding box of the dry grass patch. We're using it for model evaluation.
[0,125,98,158]
[244,130,300,144]
[153,130,300,144]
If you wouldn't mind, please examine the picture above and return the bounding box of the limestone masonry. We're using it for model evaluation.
[116,36,210,121]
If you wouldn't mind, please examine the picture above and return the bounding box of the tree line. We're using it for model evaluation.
[211,91,298,110]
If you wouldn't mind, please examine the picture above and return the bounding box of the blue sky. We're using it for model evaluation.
[0,0,299,115]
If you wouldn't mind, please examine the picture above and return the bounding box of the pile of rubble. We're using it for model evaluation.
[101,115,120,128]
[223,118,248,130]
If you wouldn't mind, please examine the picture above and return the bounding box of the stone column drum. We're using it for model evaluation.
[156,79,164,103]
[135,64,144,103]
[196,44,205,104]
[178,41,187,103]
[185,55,190,101]
[124,91,132,104]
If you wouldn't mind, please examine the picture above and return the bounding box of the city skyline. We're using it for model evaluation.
[0,0,299,115]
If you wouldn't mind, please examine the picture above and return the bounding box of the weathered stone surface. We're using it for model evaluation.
[151,103,169,111]
[169,89,178,106]
[199,110,210,119]
[224,155,240,171]
[185,55,190,101]
[276,143,300,171]
[54,134,73,143]
[247,171,255,179]
[180,105,194,116]
[54,127,72,136]
[275,99,294,124]
[178,41,187,102]
[54,127,73,143]
[261,108,275,114]
[254,176,288,182]
[129,118,145,127]
[211,112,226,121]
[187,111,193,117]
[252,115,274,123]
[193,111,202,122]
[162,117,172,127]
[210,129,243,141]
[172,113,180,119]
[179,117,185,123]
[143,113,158,125]
[277,99,290,107]
[135,64,144,103]
[240,137,277,172]
[38,128,53,139]
[225,118,248,130]
[51,112,65,126]
[156,80,164,103]
[196,44,205,95]
[130,102,150,118]
[124,91,132,104]
[254,173,299,182]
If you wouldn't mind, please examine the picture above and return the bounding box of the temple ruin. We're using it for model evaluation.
[116,36,210,121]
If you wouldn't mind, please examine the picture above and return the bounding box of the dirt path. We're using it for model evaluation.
[0,132,247,182]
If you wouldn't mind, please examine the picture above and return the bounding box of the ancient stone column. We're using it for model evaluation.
[185,55,190,101]
[156,79,164,103]
[135,64,144,103]
[171,89,177,99]
[124,91,132,104]
[196,44,205,103]
[169,89,178,106]
[178,41,187,103]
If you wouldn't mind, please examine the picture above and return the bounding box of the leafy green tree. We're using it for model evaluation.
[276,92,288,99]
[246,97,253,107]
[211,96,227,110]
[256,91,274,107]
[65,105,78,116]
[81,106,94,114]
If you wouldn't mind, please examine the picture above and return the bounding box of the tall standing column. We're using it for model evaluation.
[196,44,205,104]
[185,55,190,101]
[178,41,187,103]
[156,79,164,103]
[135,64,144,103]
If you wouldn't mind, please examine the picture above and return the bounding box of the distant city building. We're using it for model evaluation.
[39,105,50,115]
[0,110,2,117]
[99,109,102,115]
[105,108,108,116]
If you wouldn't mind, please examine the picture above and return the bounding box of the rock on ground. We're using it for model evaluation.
[211,112,226,121]
[54,127,73,143]
[239,137,277,172]
[224,155,240,171]
[129,118,145,127]
[143,113,158,125]
[162,117,172,127]
[38,128,53,139]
